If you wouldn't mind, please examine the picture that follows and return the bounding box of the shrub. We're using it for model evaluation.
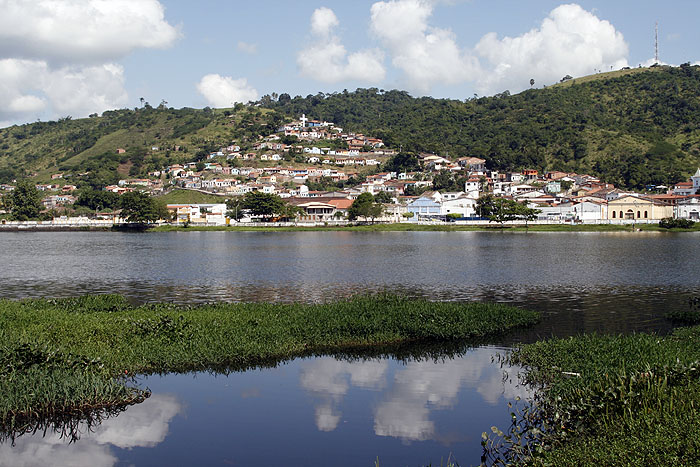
[659,217,695,229]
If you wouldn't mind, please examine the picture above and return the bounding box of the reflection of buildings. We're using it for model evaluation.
[0,394,181,467]
[299,349,531,443]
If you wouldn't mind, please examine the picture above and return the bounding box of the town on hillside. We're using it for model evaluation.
[1,115,700,226]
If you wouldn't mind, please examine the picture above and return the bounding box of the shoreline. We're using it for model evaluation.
[153,223,700,233]
[1,222,698,233]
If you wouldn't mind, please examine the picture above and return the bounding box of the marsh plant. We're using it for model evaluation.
[0,294,538,439]
[482,326,700,465]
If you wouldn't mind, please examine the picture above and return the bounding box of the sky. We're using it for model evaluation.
[1,0,700,127]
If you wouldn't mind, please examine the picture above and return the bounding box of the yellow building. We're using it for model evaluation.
[607,195,673,221]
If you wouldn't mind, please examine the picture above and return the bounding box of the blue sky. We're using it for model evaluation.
[1,0,699,127]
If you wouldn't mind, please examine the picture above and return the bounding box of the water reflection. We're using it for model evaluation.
[0,395,181,467]
[300,359,389,431]
[300,348,531,445]
[2,348,531,466]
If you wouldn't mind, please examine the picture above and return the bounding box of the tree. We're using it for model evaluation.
[383,152,421,173]
[348,192,383,223]
[477,194,540,225]
[512,201,540,228]
[374,191,393,204]
[9,179,43,220]
[75,189,119,212]
[241,191,286,220]
[226,197,245,221]
[196,161,206,172]
[278,203,302,222]
[530,78,535,88]
[118,191,168,223]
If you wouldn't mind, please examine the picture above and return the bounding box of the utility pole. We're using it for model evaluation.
[655,22,659,64]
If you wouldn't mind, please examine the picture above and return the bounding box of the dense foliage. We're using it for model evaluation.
[118,191,169,223]
[6,180,43,220]
[483,319,700,465]
[659,217,696,229]
[262,66,700,189]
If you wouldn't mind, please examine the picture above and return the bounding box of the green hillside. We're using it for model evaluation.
[263,64,700,189]
[0,104,284,186]
[2,65,700,189]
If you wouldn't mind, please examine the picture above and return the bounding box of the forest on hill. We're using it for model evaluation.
[262,65,700,189]
[1,65,699,189]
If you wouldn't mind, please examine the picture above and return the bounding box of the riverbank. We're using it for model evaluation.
[0,294,538,436]
[484,324,700,465]
[150,222,700,233]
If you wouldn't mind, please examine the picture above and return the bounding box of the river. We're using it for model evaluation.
[1,231,698,465]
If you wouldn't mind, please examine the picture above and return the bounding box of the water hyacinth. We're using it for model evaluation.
[482,325,700,466]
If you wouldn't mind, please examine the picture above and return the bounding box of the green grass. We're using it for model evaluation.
[550,66,664,89]
[484,326,700,466]
[156,188,227,204]
[0,294,538,436]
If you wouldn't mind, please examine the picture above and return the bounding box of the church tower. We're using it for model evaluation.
[692,168,700,191]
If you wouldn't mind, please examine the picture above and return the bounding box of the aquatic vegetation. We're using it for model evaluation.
[0,294,538,437]
[665,296,700,324]
[482,326,700,465]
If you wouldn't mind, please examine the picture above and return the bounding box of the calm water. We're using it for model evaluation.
[1,231,699,465]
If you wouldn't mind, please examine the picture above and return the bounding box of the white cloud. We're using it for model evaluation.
[298,7,386,84]
[44,64,128,116]
[0,59,128,123]
[0,0,179,65]
[237,41,258,55]
[370,0,479,94]
[196,74,259,107]
[310,7,339,38]
[367,1,629,96]
[0,0,178,125]
[473,3,629,94]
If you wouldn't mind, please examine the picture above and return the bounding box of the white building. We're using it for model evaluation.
[676,196,700,220]
[441,196,477,217]
[167,203,228,225]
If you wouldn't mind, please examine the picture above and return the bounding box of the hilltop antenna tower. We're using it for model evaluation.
[655,22,659,63]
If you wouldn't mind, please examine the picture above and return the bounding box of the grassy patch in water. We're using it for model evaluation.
[0,294,538,436]
[483,326,700,466]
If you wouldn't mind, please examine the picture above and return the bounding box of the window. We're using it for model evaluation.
[612,211,616,218]
[637,211,641,218]
[644,211,648,218]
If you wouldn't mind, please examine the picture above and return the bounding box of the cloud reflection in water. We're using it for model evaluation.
[300,358,389,431]
[0,394,181,467]
[300,348,531,443]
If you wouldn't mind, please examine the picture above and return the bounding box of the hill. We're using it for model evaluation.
[2,65,700,190]
[263,65,700,189]
[0,104,284,187]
